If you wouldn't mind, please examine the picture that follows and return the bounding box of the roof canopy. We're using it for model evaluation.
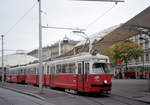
[93,6,150,51]
[59,6,150,57]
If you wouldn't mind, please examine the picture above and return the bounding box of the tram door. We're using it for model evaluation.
[78,61,90,92]
[50,65,55,87]
[77,61,85,91]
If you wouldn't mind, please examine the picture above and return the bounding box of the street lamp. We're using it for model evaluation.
[139,34,150,91]
[139,35,146,79]
[38,0,43,92]
[1,35,4,85]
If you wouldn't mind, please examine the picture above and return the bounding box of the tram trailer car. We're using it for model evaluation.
[17,66,26,83]
[6,66,26,83]
[6,69,11,82]
[9,68,18,83]
[7,53,112,94]
[25,64,39,85]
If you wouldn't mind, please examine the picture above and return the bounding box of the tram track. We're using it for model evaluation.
[86,96,131,105]
[110,94,149,105]
[71,93,148,105]
[91,94,148,105]
[108,95,133,105]
[85,97,105,105]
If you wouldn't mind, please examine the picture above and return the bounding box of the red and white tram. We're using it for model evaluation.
[6,53,112,93]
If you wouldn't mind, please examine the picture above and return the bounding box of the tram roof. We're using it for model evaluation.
[49,53,109,64]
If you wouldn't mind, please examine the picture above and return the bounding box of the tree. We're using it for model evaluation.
[101,45,116,66]
[101,40,143,69]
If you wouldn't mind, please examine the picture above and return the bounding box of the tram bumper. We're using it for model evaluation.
[91,84,111,87]
[90,83,112,92]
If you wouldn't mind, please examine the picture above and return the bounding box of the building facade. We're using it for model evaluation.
[28,36,79,60]
[125,34,150,79]
[129,34,150,64]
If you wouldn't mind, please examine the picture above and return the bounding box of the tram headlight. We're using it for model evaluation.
[104,80,108,84]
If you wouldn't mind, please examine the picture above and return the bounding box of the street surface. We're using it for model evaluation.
[0,88,53,105]
[0,79,150,105]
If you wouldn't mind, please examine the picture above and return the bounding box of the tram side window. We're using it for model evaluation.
[13,70,15,75]
[69,63,76,74]
[56,64,61,74]
[17,70,20,75]
[148,66,150,71]
[36,68,39,75]
[32,68,34,74]
[30,68,33,74]
[21,69,24,75]
[20,69,22,75]
[27,68,30,75]
[62,64,67,73]
[19,69,21,75]
[47,65,50,74]
[23,69,25,75]
[25,69,28,75]
[78,63,82,81]
[78,63,81,74]
[15,70,17,75]
[12,71,13,75]
[42,66,44,74]
[18,70,20,75]
[14,70,16,75]
[50,66,53,73]
[33,68,36,74]
[85,63,89,73]
[28,68,31,75]
[26,69,28,75]
[68,64,71,73]
[85,63,89,81]
[25,69,27,75]
[51,66,55,73]
[13,71,15,75]
[5,70,8,76]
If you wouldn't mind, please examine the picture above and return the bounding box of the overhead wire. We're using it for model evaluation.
[5,2,38,35]
[85,4,116,29]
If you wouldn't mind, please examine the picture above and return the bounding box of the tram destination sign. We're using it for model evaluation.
[99,59,107,63]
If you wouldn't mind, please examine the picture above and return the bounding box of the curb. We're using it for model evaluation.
[133,98,150,104]
[1,85,45,101]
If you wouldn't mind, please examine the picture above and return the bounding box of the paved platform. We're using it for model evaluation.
[112,79,150,104]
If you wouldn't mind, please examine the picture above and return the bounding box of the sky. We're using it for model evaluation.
[0,0,150,55]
